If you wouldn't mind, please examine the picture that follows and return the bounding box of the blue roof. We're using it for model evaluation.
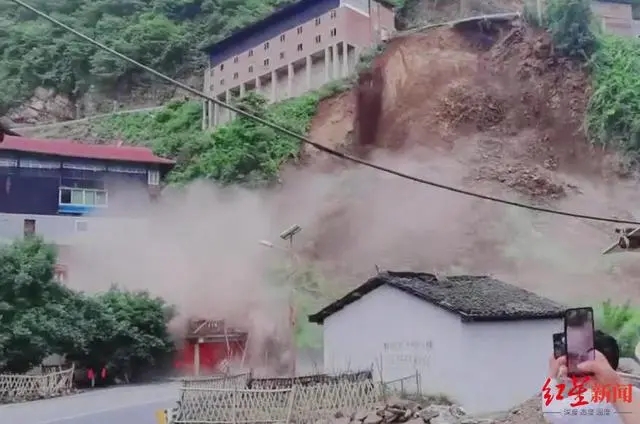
[202,0,336,56]
[201,0,395,65]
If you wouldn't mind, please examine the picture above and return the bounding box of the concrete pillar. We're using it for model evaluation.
[287,63,294,98]
[240,83,246,100]
[342,42,349,77]
[207,101,214,128]
[213,102,219,128]
[202,101,207,130]
[194,341,201,376]
[324,47,330,82]
[225,90,231,123]
[305,56,312,90]
[332,44,339,79]
[256,77,261,95]
[271,71,277,103]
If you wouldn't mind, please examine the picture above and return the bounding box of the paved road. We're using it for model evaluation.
[0,382,179,424]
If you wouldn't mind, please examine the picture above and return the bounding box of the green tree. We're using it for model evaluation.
[543,0,597,60]
[0,0,295,114]
[0,237,175,378]
[63,288,175,382]
[0,237,75,373]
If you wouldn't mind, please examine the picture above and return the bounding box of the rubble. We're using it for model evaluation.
[320,398,495,424]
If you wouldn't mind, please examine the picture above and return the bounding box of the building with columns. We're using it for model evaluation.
[200,0,395,129]
[591,0,640,37]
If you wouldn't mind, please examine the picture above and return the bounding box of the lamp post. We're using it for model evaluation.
[602,227,640,255]
[259,225,302,377]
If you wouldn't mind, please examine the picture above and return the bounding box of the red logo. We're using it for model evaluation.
[542,377,634,407]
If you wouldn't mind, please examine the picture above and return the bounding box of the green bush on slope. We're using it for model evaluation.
[596,301,640,358]
[586,35,640,153]
[92,91,320,185]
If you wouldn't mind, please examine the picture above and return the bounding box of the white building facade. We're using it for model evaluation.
[309,272,565,415]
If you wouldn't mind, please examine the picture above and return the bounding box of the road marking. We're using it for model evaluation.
[30,397,177,424]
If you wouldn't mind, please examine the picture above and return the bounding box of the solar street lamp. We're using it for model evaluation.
[602,227,640,255]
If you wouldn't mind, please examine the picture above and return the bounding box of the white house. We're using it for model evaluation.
[308,271,565,415]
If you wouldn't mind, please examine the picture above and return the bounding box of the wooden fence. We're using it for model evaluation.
[0,366,74,403]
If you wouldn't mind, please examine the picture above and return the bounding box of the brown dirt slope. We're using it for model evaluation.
[309,19,621,198]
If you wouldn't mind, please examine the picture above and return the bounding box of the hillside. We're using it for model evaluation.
[27,11,640,306]
[0,0,298,122]
[1,0,529,124]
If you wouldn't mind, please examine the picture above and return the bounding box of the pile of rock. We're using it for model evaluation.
[322,398,495,424]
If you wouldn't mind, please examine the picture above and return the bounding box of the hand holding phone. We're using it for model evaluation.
[564,307,595,377]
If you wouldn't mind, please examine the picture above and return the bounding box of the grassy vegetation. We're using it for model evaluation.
[91,91,320,186]
[586,35,640,153]
[596,301,640,358]
[541,0,640,158]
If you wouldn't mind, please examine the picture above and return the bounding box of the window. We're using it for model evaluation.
[280,52,285,59]
[330,9,337,18]
[264,42,269,50]
[19,159,59,169]
[233,56,238,63]
[148,169,160,186]
[297,43,303,51]
[248,49,254,57]
[280,34,286,42]
[315,17,321,25]
[330,28,337,37]
[210,84,214,92]
[264,58,269,66]
[23,219,35,237]
[75,220,88,232]
[220,79,225,86]
[59,188,108,206]
[248,65,254,73]
[315,35,321,43]
[220,64,224,70]
[297,26,303,34]
[233,72,238,79]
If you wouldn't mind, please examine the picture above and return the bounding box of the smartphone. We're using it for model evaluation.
[553,332,566,359]
[564,307,595,377]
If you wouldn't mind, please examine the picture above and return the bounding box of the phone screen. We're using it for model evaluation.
[564,307,595,376]
[553,332,565,359]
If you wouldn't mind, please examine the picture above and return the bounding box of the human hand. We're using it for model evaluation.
[577,350,623,387]
[548,355,568,381]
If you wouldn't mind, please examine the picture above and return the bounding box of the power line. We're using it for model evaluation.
[9,0,640,226]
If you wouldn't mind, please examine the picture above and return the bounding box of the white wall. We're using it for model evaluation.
[460,318,562,414]
[322,285,465,400]
[321,285,563,414]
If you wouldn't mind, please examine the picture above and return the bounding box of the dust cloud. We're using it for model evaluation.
[63,143,640,365]
[58,25,640,371]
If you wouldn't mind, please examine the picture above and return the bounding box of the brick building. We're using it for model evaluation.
[592,0,640,36]
[200,0,395,129]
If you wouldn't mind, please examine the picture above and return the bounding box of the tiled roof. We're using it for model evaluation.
[0,135,174,165]
[308,271,565,324]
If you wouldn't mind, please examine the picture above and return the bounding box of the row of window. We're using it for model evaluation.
[219,9,338,72]
[217,28,339,87]
[59,187,108,206]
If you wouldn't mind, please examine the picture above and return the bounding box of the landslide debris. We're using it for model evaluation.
[308,18,605,201]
